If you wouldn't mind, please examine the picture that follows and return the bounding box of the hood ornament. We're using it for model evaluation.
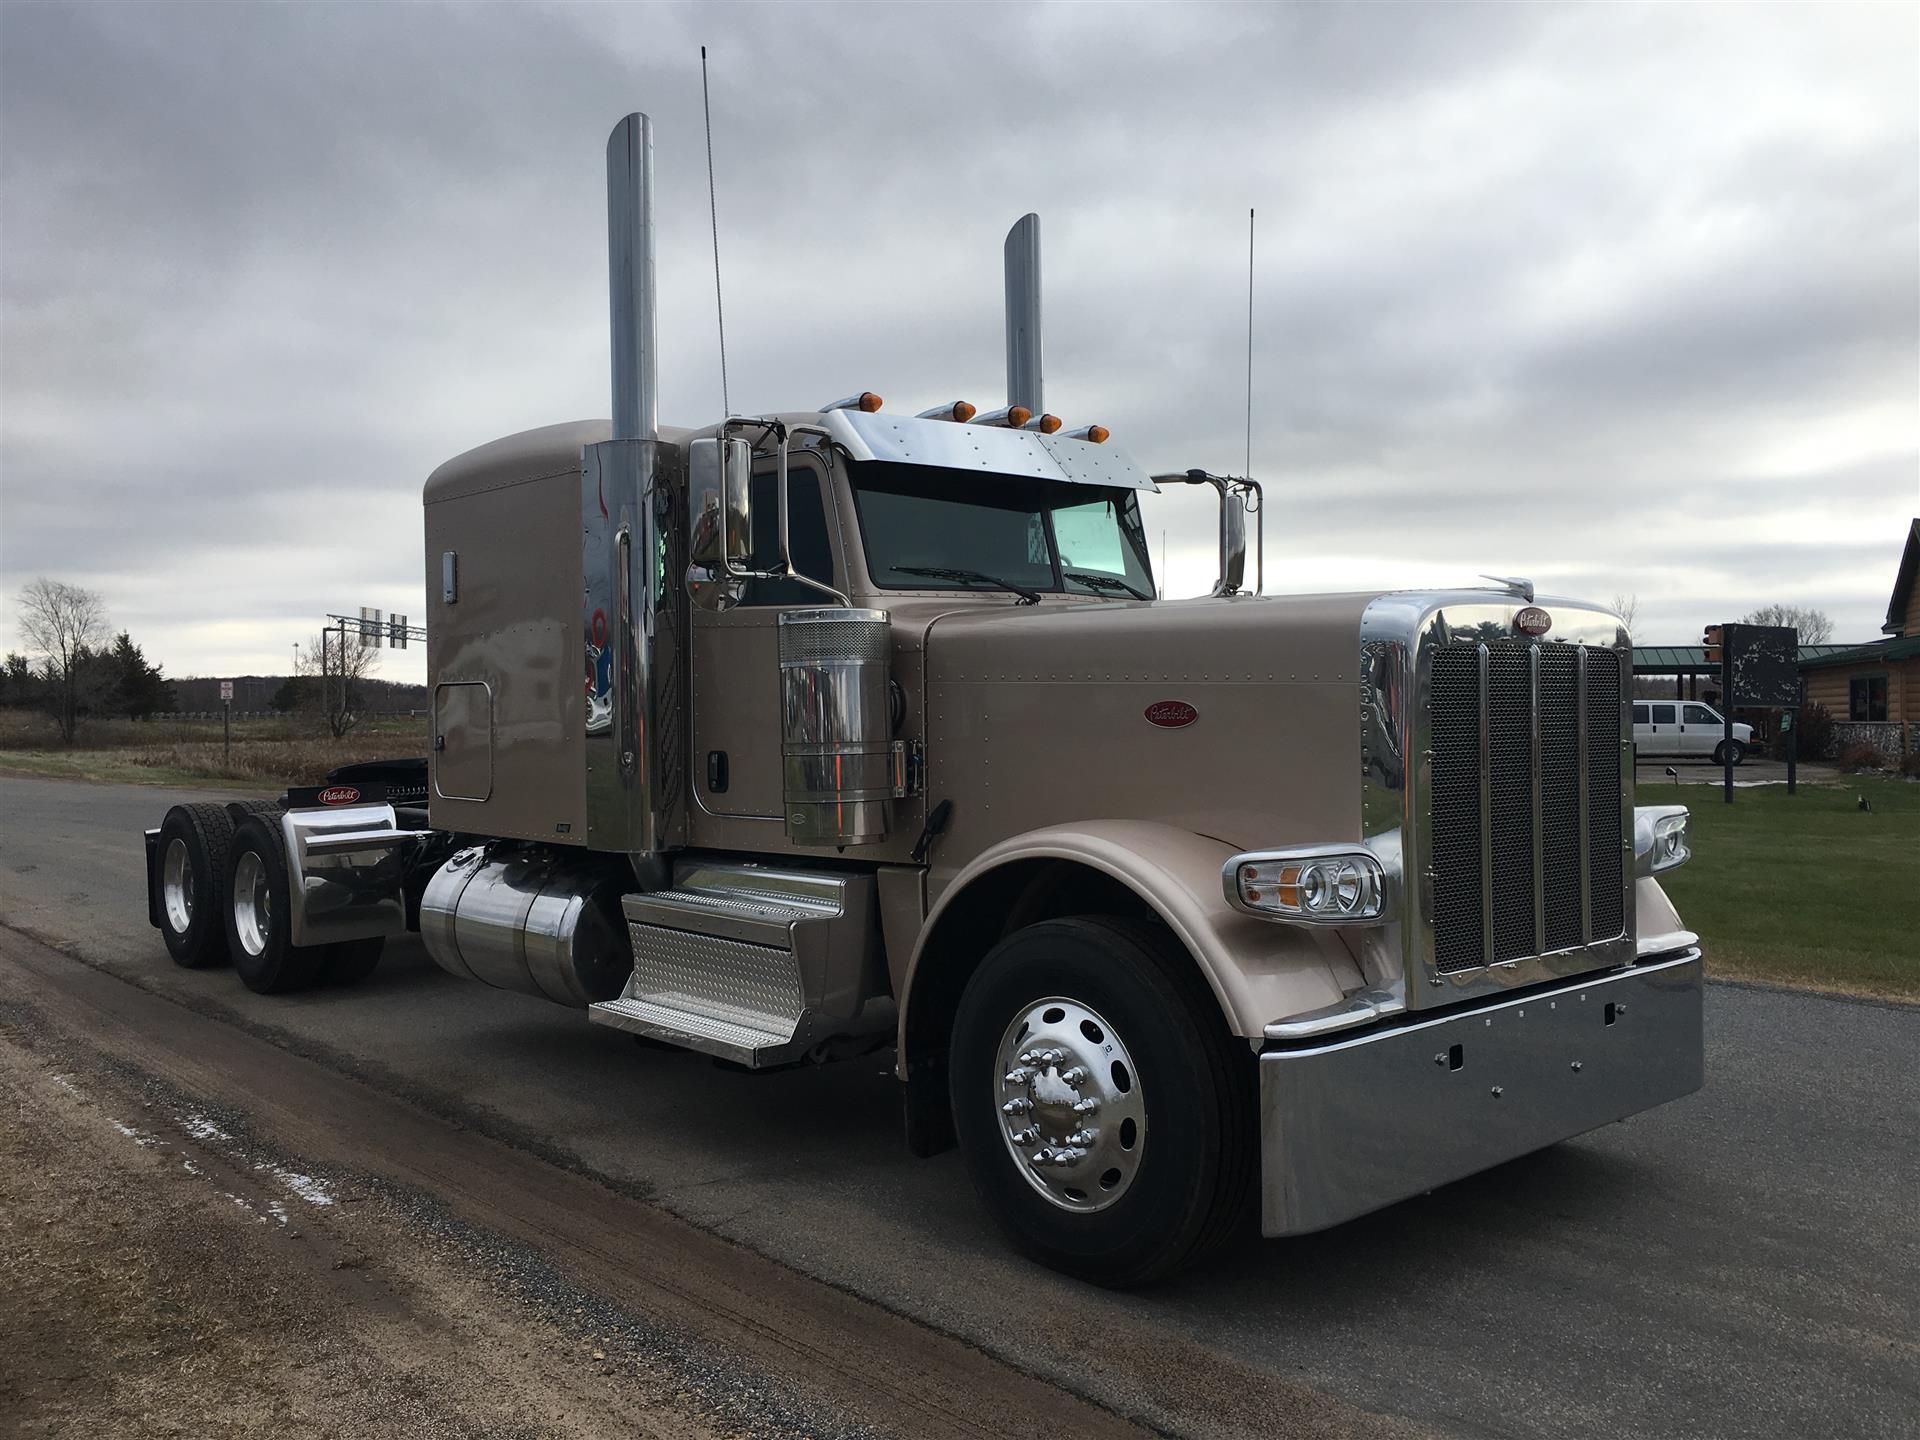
[1480,574,1535,603]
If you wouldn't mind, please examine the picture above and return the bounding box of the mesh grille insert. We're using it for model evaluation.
[1426,641,1626,976]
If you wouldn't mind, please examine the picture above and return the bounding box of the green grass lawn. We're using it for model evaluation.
[1645,776,1920,1002]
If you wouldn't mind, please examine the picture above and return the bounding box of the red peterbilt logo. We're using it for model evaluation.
[1514,606,1552,637]
[1144,700,1198,729]
[317,786,361,805]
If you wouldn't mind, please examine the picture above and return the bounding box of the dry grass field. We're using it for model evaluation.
[0,710,425,791]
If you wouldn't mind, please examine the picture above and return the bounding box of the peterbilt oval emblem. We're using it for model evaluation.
[1514,606,1552,637]
[1144,700,1198,729]
[317,785,361,805]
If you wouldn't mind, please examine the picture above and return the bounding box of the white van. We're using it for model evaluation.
[1633,700,1753,765]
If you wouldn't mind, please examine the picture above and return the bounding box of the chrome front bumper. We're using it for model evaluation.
[1259,950,1703,1236]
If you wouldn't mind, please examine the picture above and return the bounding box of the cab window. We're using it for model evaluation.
[1683,704,1718,725]
[743,465,833,606]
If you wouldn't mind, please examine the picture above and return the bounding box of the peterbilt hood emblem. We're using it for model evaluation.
[317,785,361,805]
[1514,607,1552,637]
[1144,700,1198,729]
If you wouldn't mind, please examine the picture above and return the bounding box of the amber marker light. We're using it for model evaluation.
[953,401,977,422]
[1085,425,1110,444]
[1031,413,1063,434]
[858,391,883,412]
[1009,406,1032,428]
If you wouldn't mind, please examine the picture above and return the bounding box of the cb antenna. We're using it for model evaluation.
[701,45,731,416]
[1245,206,1254,477]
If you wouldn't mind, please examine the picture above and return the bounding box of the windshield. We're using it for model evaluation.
[849,462,1155,599]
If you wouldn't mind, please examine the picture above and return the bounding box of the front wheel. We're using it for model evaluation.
[1715,740,1747,766]
[948,915,1255,1287]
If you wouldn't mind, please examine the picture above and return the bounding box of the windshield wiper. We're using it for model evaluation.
[1064,570,1152,602]
[891,565,1041,605]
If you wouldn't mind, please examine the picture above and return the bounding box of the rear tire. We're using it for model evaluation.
[948,915,1256,1287]
[155,804,237,969]
[321,936,385,987]
[223,816,328,995]
[1715,740,1747,766]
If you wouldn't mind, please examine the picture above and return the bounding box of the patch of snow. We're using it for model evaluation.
[178,1114,232,1143]
[111,1120,157,1147]
[181,1158,203,1176]
[266,1200,290,1225]
[48,1073,83,1097]
[272,1168,335,1207]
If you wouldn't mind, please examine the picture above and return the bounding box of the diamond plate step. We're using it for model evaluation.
[588,996,802,1067]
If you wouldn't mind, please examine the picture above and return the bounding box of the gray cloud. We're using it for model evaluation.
[2,0,1914,683]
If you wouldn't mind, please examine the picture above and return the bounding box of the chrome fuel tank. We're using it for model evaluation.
[420,848,633,1006]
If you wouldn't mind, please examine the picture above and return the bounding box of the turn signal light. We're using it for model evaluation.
[917,401,977,423]
[1026,413,1063,434]
[1064,424,1110,444]
[1223,848,1389,927]
[972,406,1032,429]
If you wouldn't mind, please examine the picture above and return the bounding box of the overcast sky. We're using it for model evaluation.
[2,1,1915,684]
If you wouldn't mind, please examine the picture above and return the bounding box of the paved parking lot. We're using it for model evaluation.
[1633,756,1838,787]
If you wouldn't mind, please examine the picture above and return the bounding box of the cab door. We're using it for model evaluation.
[689,460,842,820]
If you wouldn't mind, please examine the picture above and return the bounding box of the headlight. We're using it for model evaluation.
[1634,805,1691,877]
[1224,847,1389,926]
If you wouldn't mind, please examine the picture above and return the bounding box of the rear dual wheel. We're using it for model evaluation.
[949,916,1256,1287]
[223,816,384,994]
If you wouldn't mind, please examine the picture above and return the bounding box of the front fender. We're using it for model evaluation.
[900,820,1366,1065]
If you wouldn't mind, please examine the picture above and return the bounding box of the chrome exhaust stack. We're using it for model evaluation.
[582,112,678,868]
[1004,213,1043,415]
[607,113,658,444]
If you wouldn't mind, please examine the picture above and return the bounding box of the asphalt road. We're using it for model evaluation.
[3,774,1915,1439]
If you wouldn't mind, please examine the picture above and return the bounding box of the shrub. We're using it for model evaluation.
[1838,741,1889,772]
[1791,702,1836,761]
[1901,750,1920,779]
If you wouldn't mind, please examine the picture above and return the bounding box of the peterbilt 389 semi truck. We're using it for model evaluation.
[144,113,1703,1285]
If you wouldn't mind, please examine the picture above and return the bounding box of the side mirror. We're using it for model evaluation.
[1215,492,1247,597]
[723,437,753,566]
[685,436,754,611]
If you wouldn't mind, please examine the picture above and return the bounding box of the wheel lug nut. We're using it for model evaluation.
[1071,1098,1099,1114]
[1011,1128,1039,1147]
[1066,1129,1098,1147]
[1002,1098,1032,1116]
[1003,1067,1033,1085]
[1061,1066,1088,1085]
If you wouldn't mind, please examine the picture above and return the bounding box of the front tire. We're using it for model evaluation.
[949,915,1255,1287]
[223,816,328,995]
[1715,740,1747,766]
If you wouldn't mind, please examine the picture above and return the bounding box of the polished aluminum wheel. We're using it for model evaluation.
[161,837,194,934]
[231,850,272,958]
[995,996,1146,1212]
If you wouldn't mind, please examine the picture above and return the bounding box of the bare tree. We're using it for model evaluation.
[1610,593,1640,633]
[292,624,380,738]
[1740,603,1834,646]
[16,578,108,743]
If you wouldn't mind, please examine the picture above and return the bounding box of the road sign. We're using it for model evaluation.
[219,680,234,703]
[1723,623,1799,708]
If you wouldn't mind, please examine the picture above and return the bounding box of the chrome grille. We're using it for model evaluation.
[1429,642,1625,975]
